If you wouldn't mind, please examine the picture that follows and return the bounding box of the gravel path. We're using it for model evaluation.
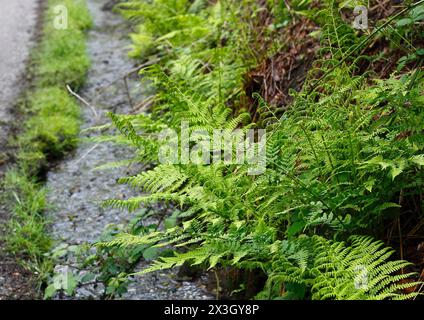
[0,0,39,154]
[46,0,212,300]
[0,0,41,300]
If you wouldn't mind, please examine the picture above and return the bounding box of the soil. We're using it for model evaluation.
[0,247,38,300]
[0,200,40,299]
[245,16,320,124]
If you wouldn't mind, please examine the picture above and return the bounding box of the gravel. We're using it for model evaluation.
[46,0,212,300]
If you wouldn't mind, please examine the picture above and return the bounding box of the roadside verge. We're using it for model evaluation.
[0,0,92,298]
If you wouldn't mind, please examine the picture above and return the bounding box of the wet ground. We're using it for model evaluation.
[46,0,212,300]
[0,0,42,300]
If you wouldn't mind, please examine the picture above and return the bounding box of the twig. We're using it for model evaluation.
[408,57,424,91]
[92,58,160,101]
[66,85,99,119]
[397,217,404,274]
[413,269,424,300]
[213,269,221,300]
[123,76,134,109]
[130,95,156,114]
[73,143,100,166]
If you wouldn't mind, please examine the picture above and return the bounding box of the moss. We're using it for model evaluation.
[17,87,81,168]
[17,0,92,172]
[36,0,92,89]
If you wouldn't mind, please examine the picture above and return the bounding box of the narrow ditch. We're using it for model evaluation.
[46,0,212,300]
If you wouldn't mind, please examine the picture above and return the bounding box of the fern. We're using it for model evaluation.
[93,0,424,300]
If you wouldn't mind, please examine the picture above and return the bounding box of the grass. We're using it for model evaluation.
[17,87,81,171]
[1,0,92,291]
[3,170,50,258]
[36,0,92,89]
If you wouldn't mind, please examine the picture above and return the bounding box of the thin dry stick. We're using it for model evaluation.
[413,269,424,300]
[92,58,160,101]
[386,221,395,246]
[66,85,99,119]
[130,95,156,114]
[123,76,134,109]
[66,60,160,124]
[213,269,221,300]
[397,217,404,275]
[73,143,100,166]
